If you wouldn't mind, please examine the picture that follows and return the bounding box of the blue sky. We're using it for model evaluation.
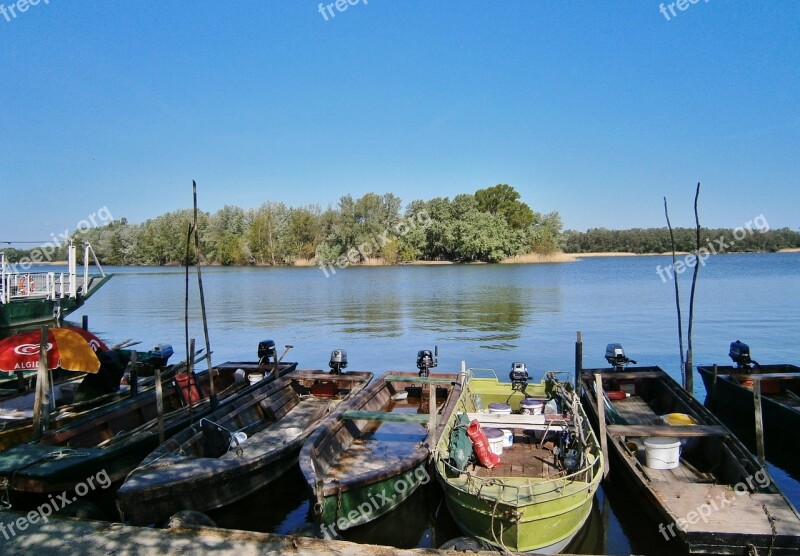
[1,1,798,243]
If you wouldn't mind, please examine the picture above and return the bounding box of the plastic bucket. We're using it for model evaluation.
[488,403,512,415]
[485,428,504,456]
[520,399,544,415]
[248,373,263,385]
[500,429,514,448]
[644,437,681,470]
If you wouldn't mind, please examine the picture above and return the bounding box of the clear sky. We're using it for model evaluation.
[1,1,798,243]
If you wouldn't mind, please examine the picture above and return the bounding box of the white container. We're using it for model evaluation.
[248,373,263,385]
[488,403,512,415]
[644,437,681,470]
[229,431,247,449]
[485,428,504,456]
[520,399,544,415]
[500,429,513,448]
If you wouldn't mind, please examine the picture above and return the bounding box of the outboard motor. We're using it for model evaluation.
[258,340,277,366]
[605,343,636,372]
[509,362,529,393]
[729,340,758,370]
[329,349,348,374]
[148,344,174,368]
[416,346,438,378]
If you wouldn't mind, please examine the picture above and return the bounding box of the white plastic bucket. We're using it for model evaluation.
[500,429,513,448]
[485,428,504,456]
[248,373,263,385]
[644,437,681,470]
[520,399,544,415]
[488,403,512,415]
[229,431,247,449]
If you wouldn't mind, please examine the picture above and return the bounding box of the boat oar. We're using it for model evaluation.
[276,345,294,376]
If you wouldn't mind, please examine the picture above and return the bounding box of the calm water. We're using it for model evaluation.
[14,253,800,554]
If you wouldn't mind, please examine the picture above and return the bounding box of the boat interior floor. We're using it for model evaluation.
[467,440,563,479]
[325,400,429,483]
[613,395,714,484]
[219,397,330,460]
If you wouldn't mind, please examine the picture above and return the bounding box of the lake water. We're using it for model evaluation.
[15,253,800,553]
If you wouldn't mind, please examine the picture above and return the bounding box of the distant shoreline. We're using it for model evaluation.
[17,248,800,269]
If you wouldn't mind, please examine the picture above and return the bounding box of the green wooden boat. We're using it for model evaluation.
[433,369,603,553]
[300,372,462,534]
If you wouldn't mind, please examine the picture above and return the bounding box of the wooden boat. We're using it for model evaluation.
[0,358,191,453]
[698,343,800,452]
[0,358,298,507]
[434,368,603,553]
[580,361,800,554]
[300,371,462,531]
[116,370,373,525]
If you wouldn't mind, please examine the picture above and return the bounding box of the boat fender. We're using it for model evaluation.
[467,419,500,468]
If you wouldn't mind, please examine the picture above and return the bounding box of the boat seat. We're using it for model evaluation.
[607,424,729,437]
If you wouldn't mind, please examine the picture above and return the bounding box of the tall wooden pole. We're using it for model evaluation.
[574,331,583,396]
[686,183,702,395]
[193,181,217,409]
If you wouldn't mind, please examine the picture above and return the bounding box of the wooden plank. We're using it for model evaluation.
[382,375,455,384]
[720,372,800,380]
[590,371,665,380]
[595,373,609,478]
[465,413,566,425]
[607,424,728,437]
[341,411,431,423]
[753,378,766,466]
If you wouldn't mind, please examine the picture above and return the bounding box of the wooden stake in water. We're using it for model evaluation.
[193,181,217,409]
[753,378,766,467]
[574,331,583,396]
[31,325,50,441]
[595,372,609,478]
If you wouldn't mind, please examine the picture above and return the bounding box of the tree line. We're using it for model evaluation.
[561,226,800,254]
[5,184,564,266]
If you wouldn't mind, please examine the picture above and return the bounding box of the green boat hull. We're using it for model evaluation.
[318,464,426,532]
[439,472,595,553]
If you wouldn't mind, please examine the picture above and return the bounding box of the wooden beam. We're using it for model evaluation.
[590,371,665,380]
[753,378,766,466]
[721,372,800,381]
[607,424,728,437]
[342,411,431,423]
[595,373,609,478]
[382,375,455,385]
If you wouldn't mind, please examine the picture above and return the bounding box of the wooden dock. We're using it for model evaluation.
[0,513,602,555]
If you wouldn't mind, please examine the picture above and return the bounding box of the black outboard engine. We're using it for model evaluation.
[729,340,758,370]
[416,346,438,378]
[258,340,277,366]
[329,349,348,374]
[509,362,529,393]
[605,343,636,372]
